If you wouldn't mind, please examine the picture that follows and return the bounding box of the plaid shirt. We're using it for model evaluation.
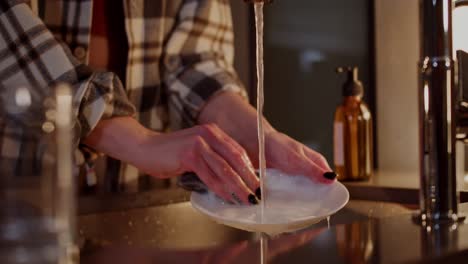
[0,0,246,192]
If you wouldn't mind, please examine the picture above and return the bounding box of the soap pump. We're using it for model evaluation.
[333,67,373,181]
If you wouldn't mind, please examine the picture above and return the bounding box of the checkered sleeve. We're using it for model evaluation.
[0,1,136,141]
[163,0,247,129]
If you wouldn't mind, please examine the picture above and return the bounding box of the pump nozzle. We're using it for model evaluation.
[336,66,364,97]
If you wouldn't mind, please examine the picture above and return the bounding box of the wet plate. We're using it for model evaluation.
[191,169,349,235]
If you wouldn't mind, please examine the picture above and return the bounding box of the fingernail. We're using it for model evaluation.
[255,171,260,178]
[248,194,259,205]
[255,187,262,200]
[323,172,337,180]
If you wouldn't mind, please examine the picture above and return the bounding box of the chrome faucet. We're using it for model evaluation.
[417,0,467,223]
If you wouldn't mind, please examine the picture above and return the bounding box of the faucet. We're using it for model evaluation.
[417,0,467,223]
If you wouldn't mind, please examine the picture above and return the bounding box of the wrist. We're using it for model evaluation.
[132,128,160,162]
[199,91,277,152]
[111,119,160,169]
[238,120,276,156]
[136,126,159,146]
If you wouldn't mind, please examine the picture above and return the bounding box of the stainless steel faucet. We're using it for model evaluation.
[417,0,467,223]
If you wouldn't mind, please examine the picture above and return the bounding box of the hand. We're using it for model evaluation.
[198,92,336,184]
[262,131,336,184]
[138,124,261,205]
[85,118,260,205]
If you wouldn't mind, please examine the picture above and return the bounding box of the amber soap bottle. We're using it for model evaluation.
[334,67,373,181]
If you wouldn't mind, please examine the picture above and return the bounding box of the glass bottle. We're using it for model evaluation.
[334,67,373,181]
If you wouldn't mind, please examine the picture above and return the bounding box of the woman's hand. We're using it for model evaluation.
[263,131,336,184]
[85,118,260,205]
[140,124,261,205]
[199,92,337,184]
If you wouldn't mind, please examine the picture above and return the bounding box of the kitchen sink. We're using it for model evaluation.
[78,200,412,250]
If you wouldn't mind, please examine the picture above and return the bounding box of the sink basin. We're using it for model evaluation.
[79,200,468,263]
[79,202,253,249]
[78,200,412,250]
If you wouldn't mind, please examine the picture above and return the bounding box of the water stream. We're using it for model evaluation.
[254,2,266,222]
[255,4,269,263]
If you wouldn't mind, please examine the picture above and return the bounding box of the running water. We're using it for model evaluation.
[254,5,269,259]
[254,2,266,222]
[260,233,269,264]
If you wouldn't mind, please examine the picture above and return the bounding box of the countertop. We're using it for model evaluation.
[343,170,468,205]
[76,171,468,263]
[79,201,468,263]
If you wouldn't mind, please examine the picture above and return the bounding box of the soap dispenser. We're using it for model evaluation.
[334,67,373,181]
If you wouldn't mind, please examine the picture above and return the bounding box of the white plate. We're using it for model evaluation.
[191,169,349,235]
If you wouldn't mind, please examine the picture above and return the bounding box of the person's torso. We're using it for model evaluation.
[88,0,128,83]
[38,0,181,193]
[35,0,238,193]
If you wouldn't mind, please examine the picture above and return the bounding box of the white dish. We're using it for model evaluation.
[191,169,349,235]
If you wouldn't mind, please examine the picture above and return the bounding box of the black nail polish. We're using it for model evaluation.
[248,194,258,205]
[255,187,262,200]
[255,171,260,178]
[323,172,337,180]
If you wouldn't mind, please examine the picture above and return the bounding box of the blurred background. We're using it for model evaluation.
[232,0,420,174]
[261,0,373,165]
